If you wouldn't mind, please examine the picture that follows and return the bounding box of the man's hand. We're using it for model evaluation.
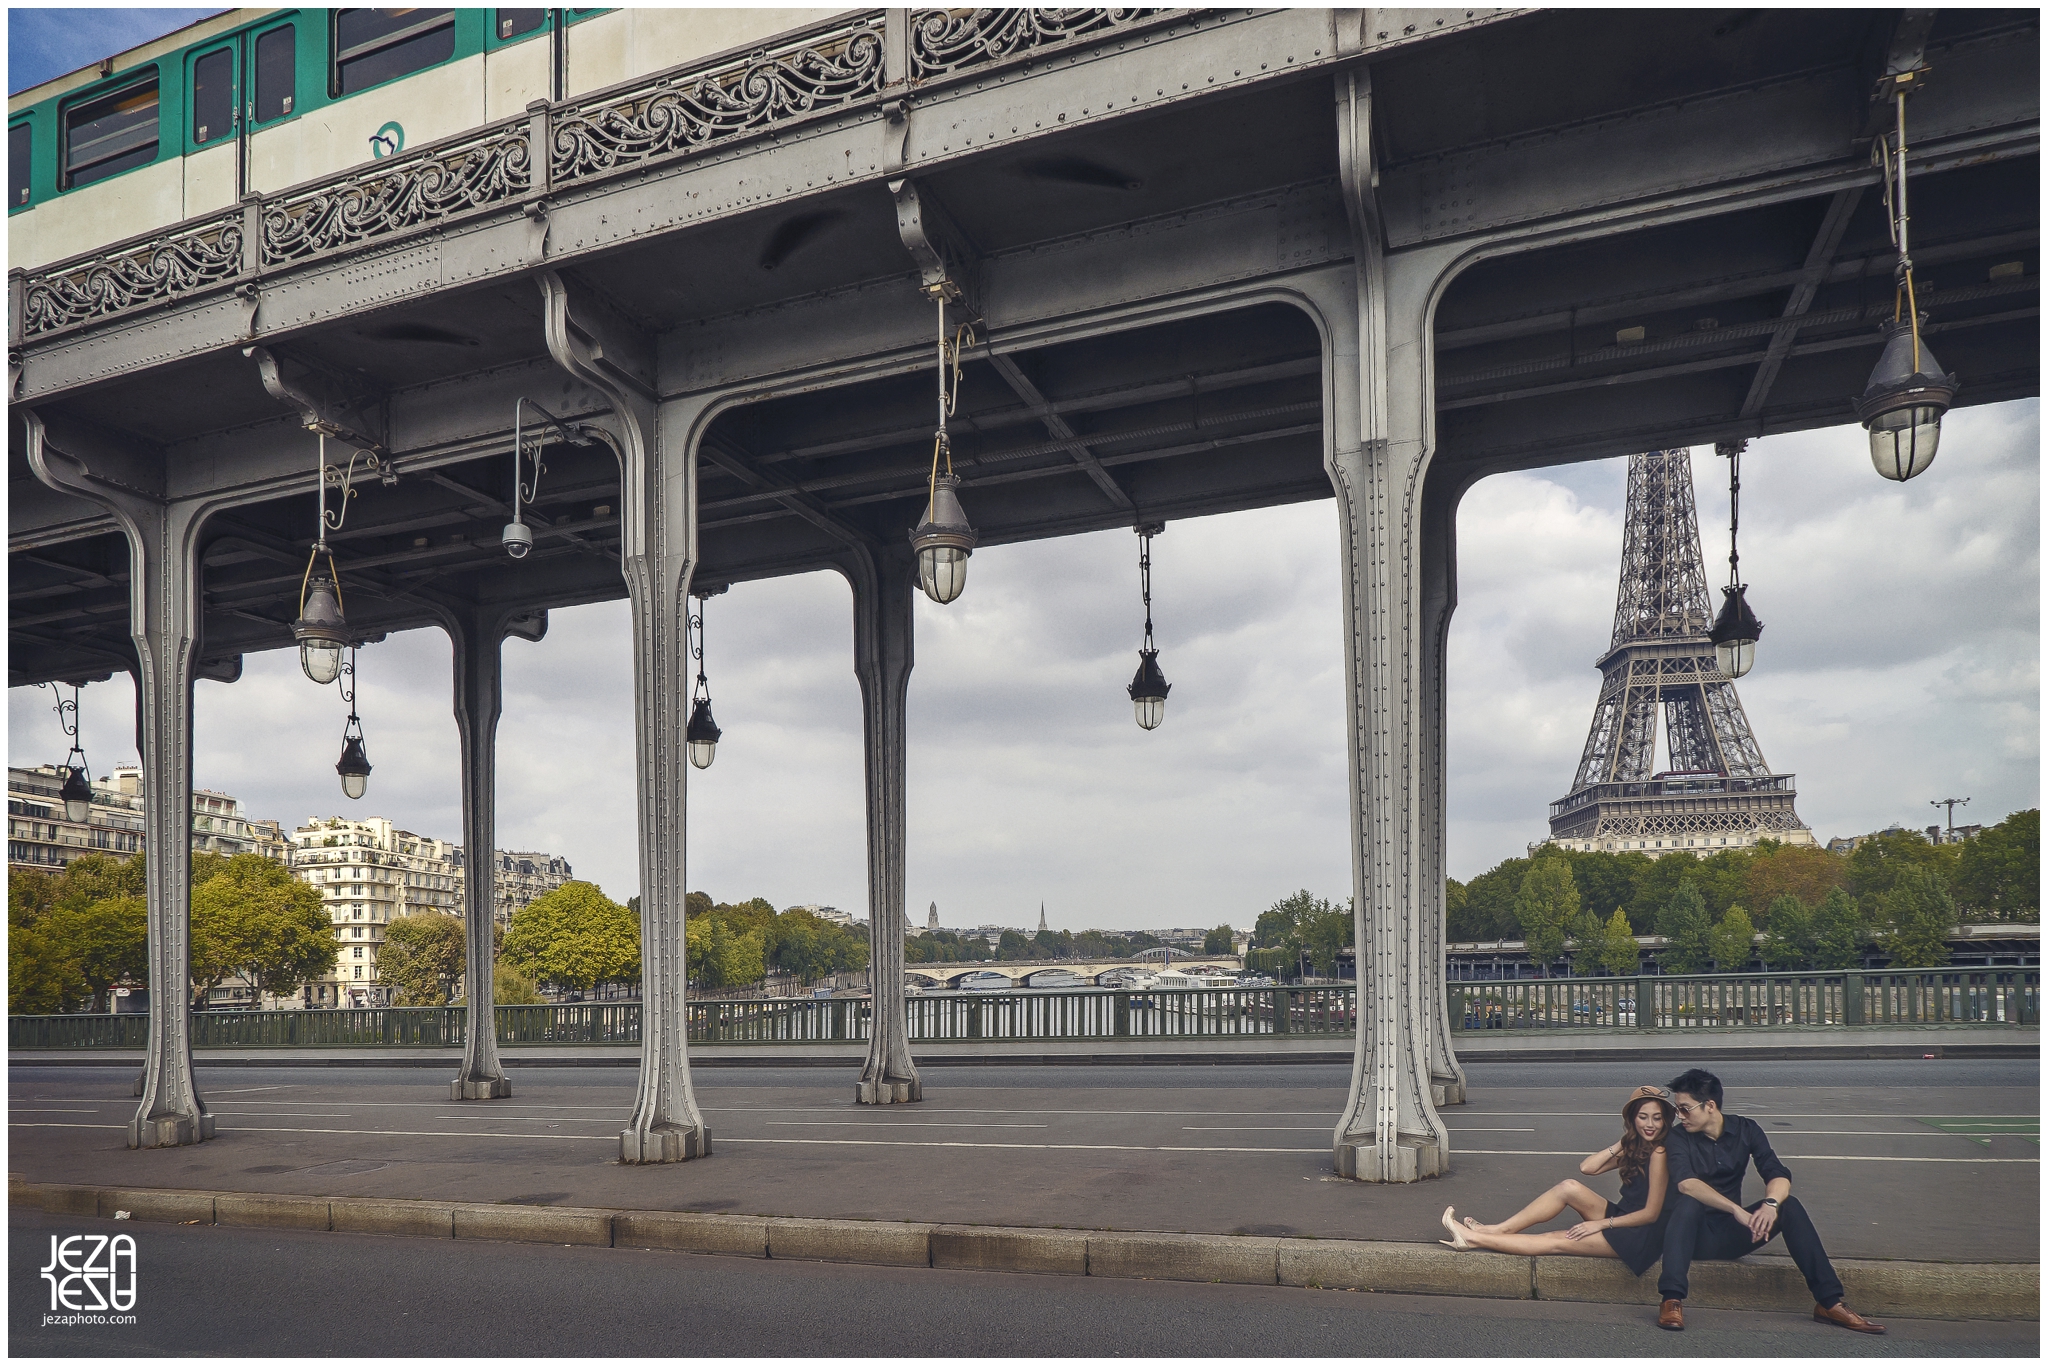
[1564,1220,1606,1241]
[1746,1202,1779,1243]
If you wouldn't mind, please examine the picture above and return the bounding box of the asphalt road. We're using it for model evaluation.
[10,1210,2038,1358]
[10,1059,2036,1261]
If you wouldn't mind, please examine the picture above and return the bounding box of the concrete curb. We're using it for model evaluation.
[9,1180,2036,1322]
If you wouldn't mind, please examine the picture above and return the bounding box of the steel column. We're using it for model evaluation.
[836,542,923,1104]
[24,412,215,1149]
[437,602,526,1101]
[1326,71,1450,1182]
[1418,467,1472,1108]
[540,269,710,1162]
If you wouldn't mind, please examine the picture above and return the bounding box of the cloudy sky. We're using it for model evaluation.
[14,403,2037,931]
[8,13,2038,933]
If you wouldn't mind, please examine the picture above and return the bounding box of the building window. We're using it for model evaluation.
[62,74,160,189]
[191,48,234,145]
[354,966,363,979]
[9,121,30,207]
[353,946,364,959]
[332,9,457,97]
[254,25,296,122]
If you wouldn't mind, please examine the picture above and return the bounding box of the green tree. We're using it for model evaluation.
[502,881,640,994]
[8,874,84,1015]
[1299,900,1353,976]
[1461,858,1530,940]
[1445,879,1473,941]
[1255,890,1322,949]
[455,959,547,1007]
[1596,907,1641,977]
[1563,850,1653,935]
[190,855,337,1004]
[56,852,147,911]
[768,909,847,984]
[1878,867,1960,968]
[46,894,148,1013]
[1809,887,1868,969]
[1656,880,1714,975]
[1745,841,1846,912]
[689,917,766,988]
[1202,924,1234,954]
[380,912,468,1006]
[1845,829,1948,902]
[1566,901,1605,976]
[1708,904,1758,971]
[1954,810,2038,923]
[1759,894,1812,970]
[1515,859,1579,977]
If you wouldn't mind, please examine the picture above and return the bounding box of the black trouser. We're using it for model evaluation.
[1657,1194,1845,1307]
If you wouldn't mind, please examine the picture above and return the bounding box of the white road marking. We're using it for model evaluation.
[763,1120,1049,1129]
[722,1137,1325,1154]
[1455,1149,2038,1163]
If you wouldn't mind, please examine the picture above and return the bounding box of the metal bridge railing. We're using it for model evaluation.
[1451,970,2040,1032]
[8,974,2034,1050]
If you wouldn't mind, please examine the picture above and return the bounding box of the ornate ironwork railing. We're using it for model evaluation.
[20,213,244,336]
[907,8,1166,79]
[262,124,532,267]
[1452,969,2040,1032]
[550,17,884,184]
[10,973,2039,1050]
[16,8,1193,340]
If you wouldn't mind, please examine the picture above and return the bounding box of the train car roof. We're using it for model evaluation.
[10,8,258,113]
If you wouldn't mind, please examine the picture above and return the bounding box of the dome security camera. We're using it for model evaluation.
[502,521,533,559]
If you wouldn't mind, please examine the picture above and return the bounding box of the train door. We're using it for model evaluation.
[185,36,241,214]
[244,19,299,193]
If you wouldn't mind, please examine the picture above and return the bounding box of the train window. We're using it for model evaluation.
[62,74,160,189]
[497,10,546,40]
[8,123,29,207]
[332,9,457,96]
[191,48,234,145]
[254,25,297,121]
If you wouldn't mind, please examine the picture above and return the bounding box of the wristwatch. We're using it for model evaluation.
[1762,1198,1780,1208]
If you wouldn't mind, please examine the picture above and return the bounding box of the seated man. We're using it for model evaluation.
[1654,1067,1884,1334]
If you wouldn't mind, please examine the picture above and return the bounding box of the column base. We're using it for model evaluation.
[855,1078,922,1105]
[620,1124,711,1164]
[129,1111,214,1149]
[1333,1132,1446,1183]
[450,1075,514,1101]
[1432,1077,1467,1107]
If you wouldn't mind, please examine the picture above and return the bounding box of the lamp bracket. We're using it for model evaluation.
[889,176,981,320]
[245,343,388,454]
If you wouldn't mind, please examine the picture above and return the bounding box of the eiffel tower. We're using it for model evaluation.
[1545,451,1813,857]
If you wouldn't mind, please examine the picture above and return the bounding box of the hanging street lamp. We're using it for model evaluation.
[1127,523,1171,730]
[293,434,381,684]
[1858,65,1957,482]
[686,587,724,770]
[334,648,373,800]
[45,681,94,821]
[1707,441,1762,679]
[909,293,978,604]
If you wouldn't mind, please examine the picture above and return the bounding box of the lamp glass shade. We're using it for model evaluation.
[301,641,343,685]
[1867,404,1943,482]
[917,546,969,604]
[336,734,372,800]
[686,698,722,770]
[60,766,92,823]
[1854,319,1956,483]
[1127,649,1171,731]
[908,472,977,605]
[1714,638,1756,679]
[1707,584,1762,680]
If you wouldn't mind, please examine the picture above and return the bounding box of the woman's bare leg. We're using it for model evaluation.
[1460,1229,1618,1259]
[1465,1179,1608,1234]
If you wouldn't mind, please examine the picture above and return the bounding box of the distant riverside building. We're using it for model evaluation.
[7,764,284,873]
[476,849,573,927]
[1825,822,1984,855]
[290,817,463,1009]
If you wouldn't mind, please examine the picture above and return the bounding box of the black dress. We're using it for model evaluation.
[1599,1161,1669,1276]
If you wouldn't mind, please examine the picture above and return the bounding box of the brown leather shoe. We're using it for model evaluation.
[1658,1299,1684,1331]
[1814,1302,1886,1334]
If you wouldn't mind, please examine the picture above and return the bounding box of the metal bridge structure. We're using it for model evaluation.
[8,9,2039,1180]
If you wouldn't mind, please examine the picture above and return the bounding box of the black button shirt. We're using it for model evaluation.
[1664,1113,1791,1204]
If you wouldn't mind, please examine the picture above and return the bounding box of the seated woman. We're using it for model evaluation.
[1438,1085,1675,1277]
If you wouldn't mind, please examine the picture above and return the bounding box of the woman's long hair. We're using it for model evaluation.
[1618,1095,1675,1185]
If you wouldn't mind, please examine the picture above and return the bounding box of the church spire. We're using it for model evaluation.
[1038,901,1047,933]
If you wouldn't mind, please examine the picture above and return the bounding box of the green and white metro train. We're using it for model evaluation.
[8,7,842,273]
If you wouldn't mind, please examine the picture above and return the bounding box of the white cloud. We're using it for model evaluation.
[12,403,2036,925]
